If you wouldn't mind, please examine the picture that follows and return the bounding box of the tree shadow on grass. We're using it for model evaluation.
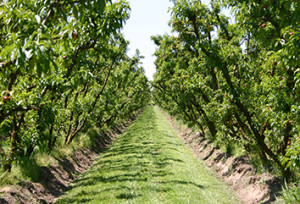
[73,172,149,188]
[160,180,205,189]
[58,108,200,202]
[58,186,143,203]
[161,157,183,163]
[116,193,141,200]
[57,197,92,203]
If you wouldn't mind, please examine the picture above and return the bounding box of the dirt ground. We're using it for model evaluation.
[162,110,283,204]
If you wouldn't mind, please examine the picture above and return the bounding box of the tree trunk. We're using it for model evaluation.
[4,120,18,172]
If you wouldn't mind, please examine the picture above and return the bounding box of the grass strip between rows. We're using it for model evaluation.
[56,106,239,204]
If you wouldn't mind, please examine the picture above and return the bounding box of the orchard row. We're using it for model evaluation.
[152,0,299,179]
[0,0,150,171]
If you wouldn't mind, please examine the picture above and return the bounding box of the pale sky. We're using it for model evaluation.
[122,0,173,81]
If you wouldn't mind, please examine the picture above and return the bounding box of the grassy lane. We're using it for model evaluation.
[56,106,239,204]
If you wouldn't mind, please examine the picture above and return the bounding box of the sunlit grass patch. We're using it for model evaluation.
[56,106,240,203]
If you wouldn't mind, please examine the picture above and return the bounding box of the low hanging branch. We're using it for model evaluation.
[65,58,116,145]
[90,58,116,112]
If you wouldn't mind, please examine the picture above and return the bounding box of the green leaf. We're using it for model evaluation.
[95,0,106,15]
[0,44,16,59]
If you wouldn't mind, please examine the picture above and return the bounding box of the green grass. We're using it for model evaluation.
[275,182,300,204]
[56,106,240,204]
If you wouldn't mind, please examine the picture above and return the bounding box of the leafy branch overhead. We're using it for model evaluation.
[152,0,299,179]
[0,0,150,172]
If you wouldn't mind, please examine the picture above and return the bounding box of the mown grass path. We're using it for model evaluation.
[56,106,239,203]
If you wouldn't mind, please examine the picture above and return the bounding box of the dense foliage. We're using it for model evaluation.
[0,0,150,171]
[152,0,299,179]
